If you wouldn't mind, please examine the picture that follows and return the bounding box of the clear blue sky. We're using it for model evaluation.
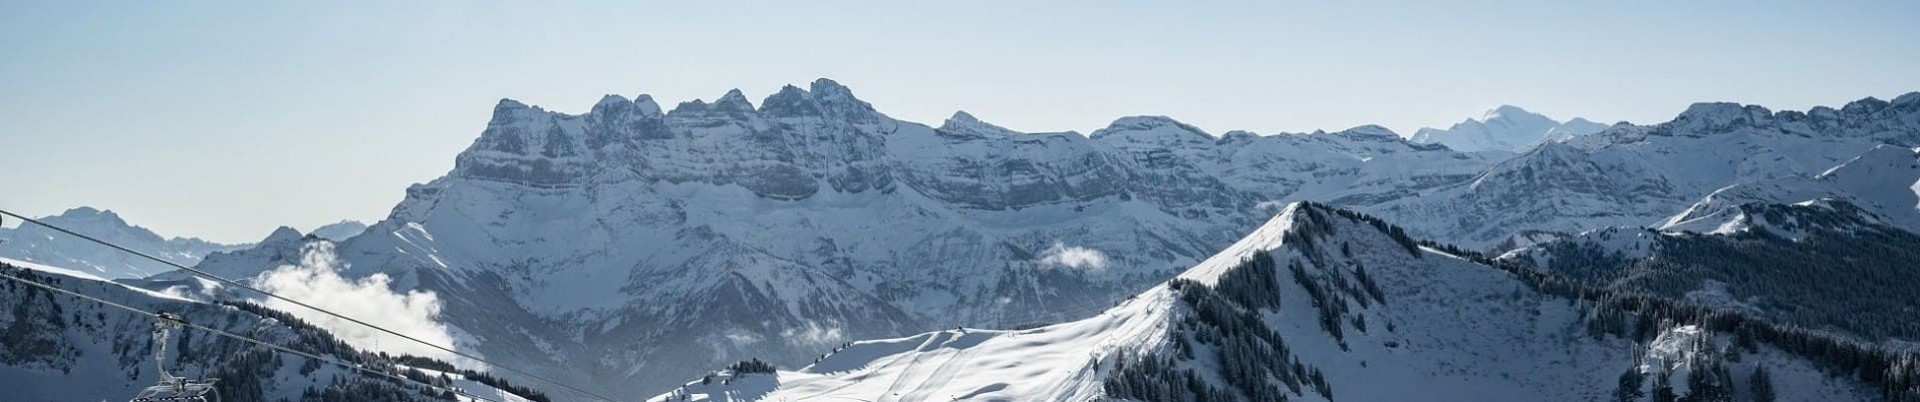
[3,1,1917,243]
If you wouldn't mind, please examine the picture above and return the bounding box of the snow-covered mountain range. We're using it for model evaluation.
[177,81,1919,397]
[12,79,1918,399]
[0,207,248,279]
[1376,94,1920,246]
[652,203,1904,401]
[311,220,371,242]
[1409,105,1609,153]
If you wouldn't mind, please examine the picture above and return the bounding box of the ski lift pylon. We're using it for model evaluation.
[130,312,220,402]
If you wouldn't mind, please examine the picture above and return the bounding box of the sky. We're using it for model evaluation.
[2,1,1917,243]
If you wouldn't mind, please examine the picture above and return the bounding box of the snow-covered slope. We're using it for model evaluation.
[1410,105,1606,153]
[0,260,545,402]
[0,207,247,279]
[652,203,1891,401]
[1659,144,1920,234]
[1374,93,1920,247]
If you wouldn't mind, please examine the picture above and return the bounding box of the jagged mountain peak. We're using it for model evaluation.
[936,110,1021,138]
[493,97,531,112]
[1411,104,1579,152]
[755,80,880,119]
[1894,91,1920,106]
[308,220,369,242]
[807,78,879,118]
[1843,96,1889,114]
[54,206,129,225]
[713,88,755,112]
[633,94,662,112]
[259,226,303,244]
[946,110,982,124]
[1331,124,1402,140]
[808,77,853,97]
[668,98,707,114]
[589,93,665,119]
[1480,104,1544,121]
[662,88,758,116]
[593,93,632,109]
[0,207,246,279]
[758,85,820,117]
[1668,101,1773,131]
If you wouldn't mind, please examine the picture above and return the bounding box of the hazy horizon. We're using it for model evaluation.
[4,1,1917,243]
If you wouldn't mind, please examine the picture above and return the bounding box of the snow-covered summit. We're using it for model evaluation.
[308,220,369,241]
[1089,115,1217,148]
[1410,104,1600,153]
[261,226,303,244]
[0,207,246,279]
[935,110,1022,138]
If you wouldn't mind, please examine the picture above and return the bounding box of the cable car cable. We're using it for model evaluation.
[0,209,617,402]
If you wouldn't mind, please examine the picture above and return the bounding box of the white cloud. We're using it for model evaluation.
[254,243,461,363]
[1035,242,1109,272]
[780,321,845,347]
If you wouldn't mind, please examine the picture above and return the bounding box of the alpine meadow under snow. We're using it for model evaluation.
[4,78,1919,402]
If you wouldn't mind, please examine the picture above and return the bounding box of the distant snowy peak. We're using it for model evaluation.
[1533,117,1608,146]
[1376,92,1920,248]
[1320,124,1405,142]
[40,207,150,239]
[1480,104,1551,124]
[1090,115,1214,142]
[0,207,246,279]
[260,226,304,244]
[936,111,1022,139]
[184,226,335,282]
[1412,104,1601,153]
[308,220,369,241]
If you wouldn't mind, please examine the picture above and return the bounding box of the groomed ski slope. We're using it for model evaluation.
[651,202,1875,402]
